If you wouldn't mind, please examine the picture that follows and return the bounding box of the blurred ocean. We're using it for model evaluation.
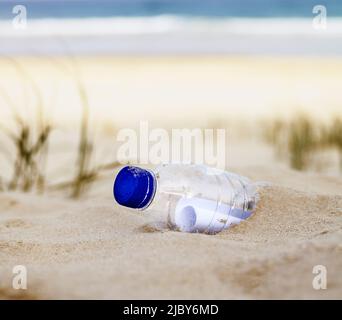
[0,0,342,55]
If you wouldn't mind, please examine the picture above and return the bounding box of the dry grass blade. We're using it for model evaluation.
[6,113,52,192]
[69,59,97,198]
[261,118,287,159]
[327,117,342,171]
[7,58,51,192]
[287,115,317,170]
[262,114,321,171]
[0,58,52,193]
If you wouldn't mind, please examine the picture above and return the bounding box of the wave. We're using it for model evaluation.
[1,16,342,37]
[1,16,342,55]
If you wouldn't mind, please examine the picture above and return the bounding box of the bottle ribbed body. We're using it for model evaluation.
[144,164,257,234]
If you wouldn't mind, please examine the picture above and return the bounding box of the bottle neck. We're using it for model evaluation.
[138,169,157,211]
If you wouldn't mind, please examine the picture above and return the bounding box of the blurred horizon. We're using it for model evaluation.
[1,0,342,55]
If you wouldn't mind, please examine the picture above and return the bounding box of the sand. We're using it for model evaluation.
[0,165,341,300]
[0,56,341,299]
[1,56,342,129]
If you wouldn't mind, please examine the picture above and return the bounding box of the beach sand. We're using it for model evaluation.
[0,56,341,299]
[1,56,342,128]
[0,165,341,299]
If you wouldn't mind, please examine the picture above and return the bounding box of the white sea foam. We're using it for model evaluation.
[1,16,342,54]
[1,16,342,36]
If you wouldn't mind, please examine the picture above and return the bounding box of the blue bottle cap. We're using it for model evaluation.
[113,166,156,209]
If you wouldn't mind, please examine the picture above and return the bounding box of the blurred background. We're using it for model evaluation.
[0,0,341,197]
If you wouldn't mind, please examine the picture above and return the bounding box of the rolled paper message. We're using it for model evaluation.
[174,197,252,233]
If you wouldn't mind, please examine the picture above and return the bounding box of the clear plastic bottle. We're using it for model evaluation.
[113,164,258,234]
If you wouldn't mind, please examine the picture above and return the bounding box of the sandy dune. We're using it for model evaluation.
[0,56,341,299]
[0,166,341,299]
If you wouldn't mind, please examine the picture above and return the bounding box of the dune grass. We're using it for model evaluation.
[50,56,100,198]
[326,117,342,171]
[0,56,105,197]
[0,58,52,193]
[263,114,342,172]
[0,54,119,199]
[71,70,98,198]
[7,114,51,192]
[262,118,287,160]
[55,56,122,198]
[287,115,318,170]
